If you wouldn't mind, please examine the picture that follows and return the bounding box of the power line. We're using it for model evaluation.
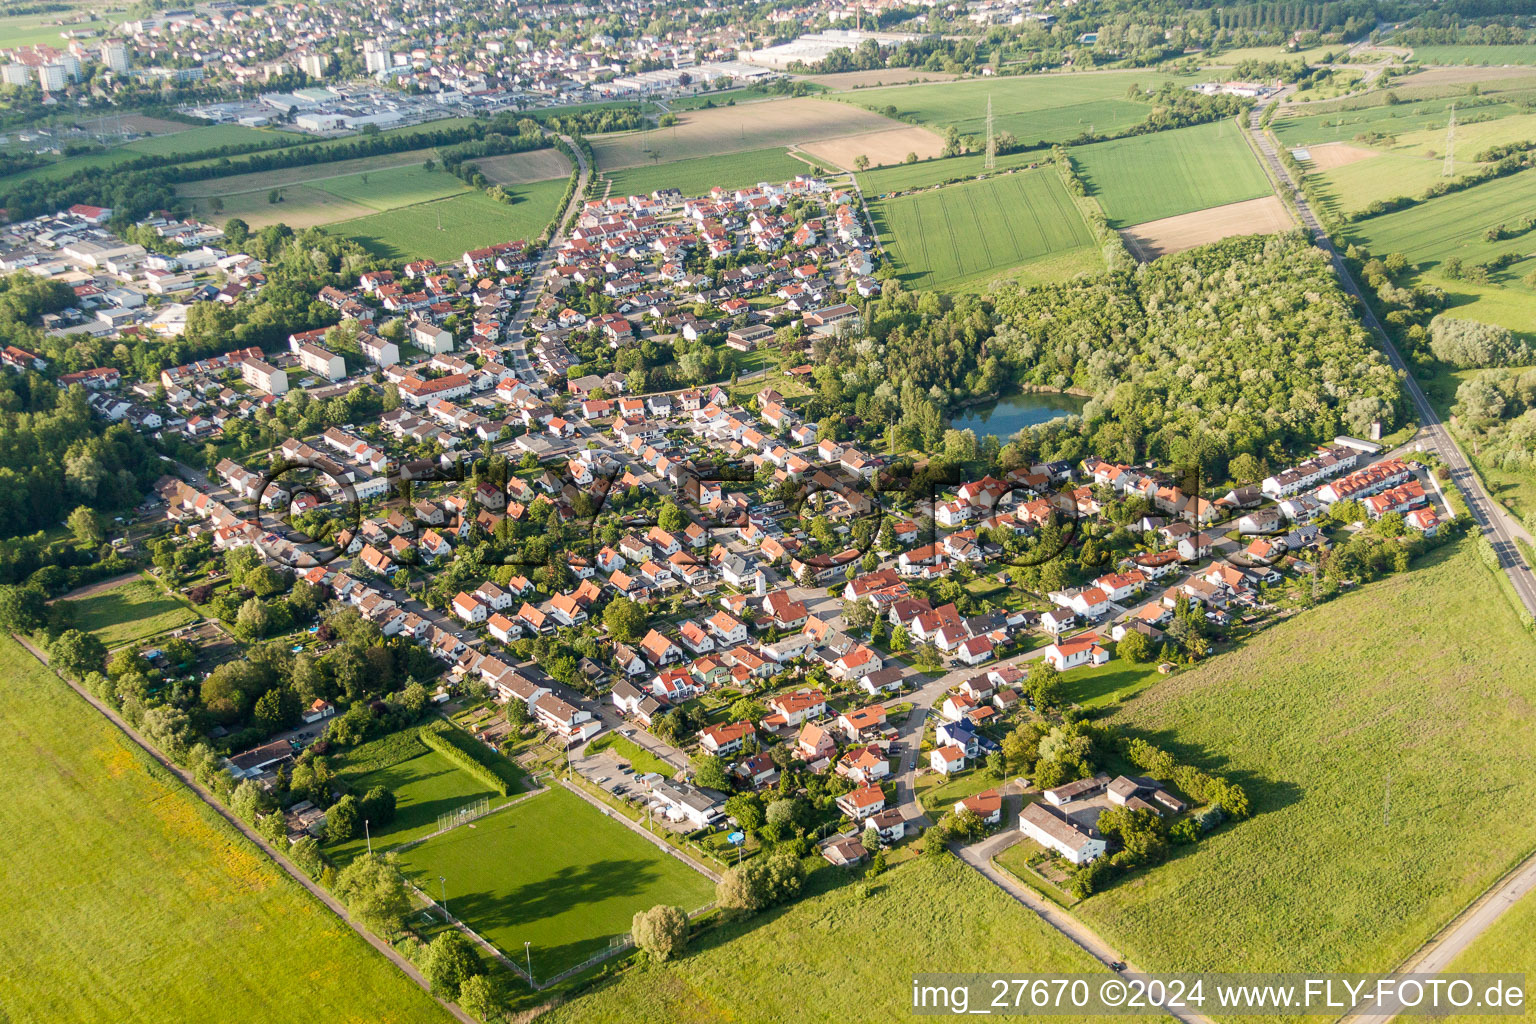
[984,94,996,172]
[1443,103,1456,178]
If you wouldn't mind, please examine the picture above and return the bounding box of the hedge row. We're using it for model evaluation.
[420,722,520,796]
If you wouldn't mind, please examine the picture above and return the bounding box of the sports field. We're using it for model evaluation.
[395,786,714,976]
[0,14,109,49]
[0,635,452,1024]
[326,746,511,864]
[1412,44,1536,66]
[60,576,199,649]
[838,72,1178,147]
[1076,542,1536,981]
[603,147,812,198]
[538,856,1158,1024]
[1072,118,1272,227]
[337,179,568,262]
[869,167,1098,291]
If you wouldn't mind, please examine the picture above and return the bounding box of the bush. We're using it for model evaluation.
[632,904,689,961]
[1429,316,1530,369]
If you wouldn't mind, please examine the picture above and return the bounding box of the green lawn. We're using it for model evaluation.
[994,837,1080,906]
[60,576,199,649]
[1072,118,1273,227]
[1058,656,1167,708]
[913,766,1003,814]
[1075,541,1536,982]
[869,167,1098,291]
[122,123,302,157]
[313,163,469,211]
[838,71,1179,147]
[0,635,453,1024]
[586,732,675,777]
[336,180,568,262]
[1412,44,1536,66]
[327,748,510,863]
[396,786,714,977]
[536,856,1158,1023]
[602,147,811,198]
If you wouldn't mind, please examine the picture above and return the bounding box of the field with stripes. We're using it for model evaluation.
[868,167,1099,291]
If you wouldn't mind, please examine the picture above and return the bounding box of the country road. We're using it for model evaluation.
[1244,101,1536,1021]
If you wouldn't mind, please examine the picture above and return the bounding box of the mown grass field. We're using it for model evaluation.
[326,748,510,863]
[60,576,198,649]
[337,179,568,262]
[1309,150,1480,217]
[870,167,1097,291]
[1412,44,1536,66]
[602,147,811,198]
[397,786,714,976]
[536,856,1158,1024]
[122,123,302,157]
[0,634,453,1024]
[1076,542,1536,982]
[1072,118,1272,227]
[1058,656,1166,708]
[838,71,1179,147]
[312,163,467,211]
[0,14,108,49]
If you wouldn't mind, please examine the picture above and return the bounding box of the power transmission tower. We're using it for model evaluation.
[984,94,996,171]
[1443,103,1456,177]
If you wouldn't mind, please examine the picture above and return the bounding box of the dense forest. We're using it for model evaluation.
[806,233,1403,483]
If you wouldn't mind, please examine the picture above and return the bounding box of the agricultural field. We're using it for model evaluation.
[183,185,376,230]
[602,147,812,198]
[311,163,468,211]
[836,71,1180,148]
[1412,44,1536,66]
[176,146,441,197]
[536,857,1158,1024]
[1306,149,1478,217]
[395,786,714,977]
[856,149,1046,194]
[59,575,199,649]
[336,178,568,262]
[1343,170,1536,333]
[869,166,1098,291]
[1271,92,1535,150]
[1198,43,1336,65]
[326,746,512,864]
[1072,118,1272,227]
[0,634,452,1024]
[121,123,302,158]
[1121,195,1294,261]
[590,98,901,171]
[1076,542,1536,981]
[473,148,573,185]
[794,68,961,91]
[797,124,946,169]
